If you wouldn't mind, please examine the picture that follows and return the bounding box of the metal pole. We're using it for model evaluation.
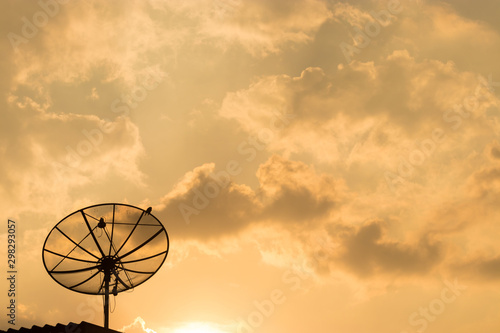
[104,273,110,329]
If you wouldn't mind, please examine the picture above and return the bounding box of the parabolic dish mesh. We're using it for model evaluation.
[42,203,169,295]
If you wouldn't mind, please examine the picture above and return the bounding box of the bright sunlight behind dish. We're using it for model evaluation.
[172,322,228,333]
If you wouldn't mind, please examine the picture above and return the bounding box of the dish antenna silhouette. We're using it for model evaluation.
[42,203,169,329]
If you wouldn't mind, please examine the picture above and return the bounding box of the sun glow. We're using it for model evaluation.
[171,322,229,333]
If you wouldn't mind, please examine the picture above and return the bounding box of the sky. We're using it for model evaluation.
[1,0,500,332]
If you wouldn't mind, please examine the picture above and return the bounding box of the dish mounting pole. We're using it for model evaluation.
[104,267,110,329]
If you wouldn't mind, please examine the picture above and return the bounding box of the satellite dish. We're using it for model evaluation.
[42,203,169,329]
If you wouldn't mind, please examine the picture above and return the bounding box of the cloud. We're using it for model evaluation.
[0,99,146,217]
[257,155,339,223]
[159,0,332,56]
[332,1,397,30]
[469,165,500,198]
[458,141,500,201]
[452,255,500,281]
[334,220,442,278]
[122,317,157,333]
[489,140,500,160]
[468,140,500,186]
[0,1,170,218]
[154,154,341,240]
[438,0,500,32]
[218,54,499,205]
[400,2,500,72]
[248,216,443,282]
[158,161,259,239]
[10,1,174,93]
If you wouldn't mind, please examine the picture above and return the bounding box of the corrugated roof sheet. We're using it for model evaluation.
[0,321,121,333]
